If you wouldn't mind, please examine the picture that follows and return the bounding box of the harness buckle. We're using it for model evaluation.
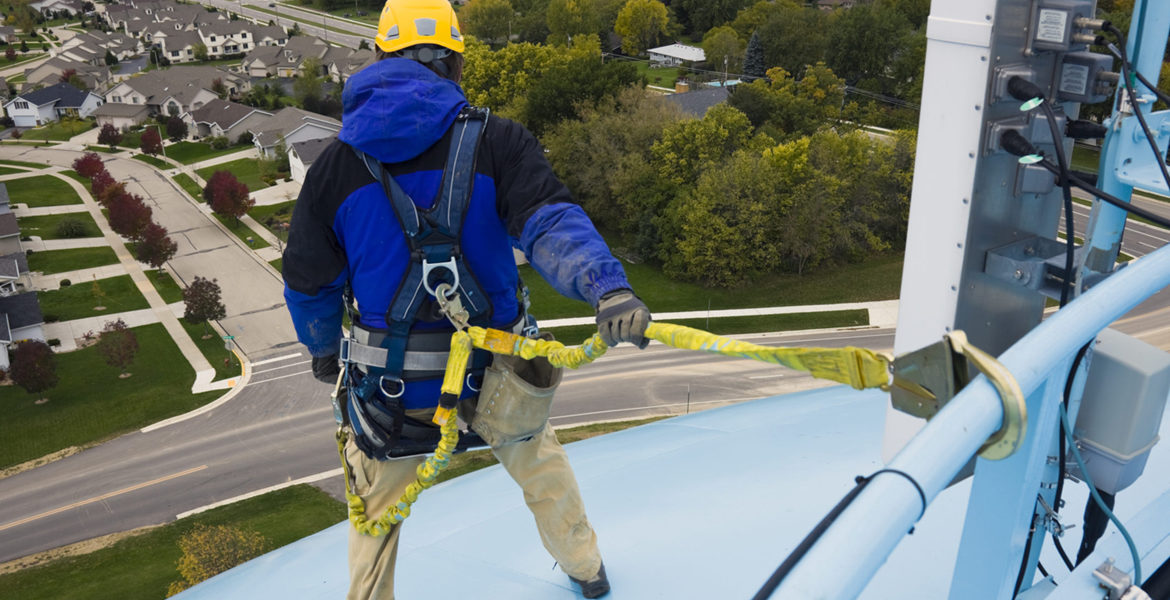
[422,257,460,299]
[379,375,405,399]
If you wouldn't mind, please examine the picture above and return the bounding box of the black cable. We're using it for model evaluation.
[1053,343,1093,571]
[751,469,926,599]
[1038,562,1050,578]
[1038,100,1077,306]
[1132,68,1170,107]
[1103,25,1170,194]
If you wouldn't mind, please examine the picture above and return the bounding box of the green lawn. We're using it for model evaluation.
[4,174,82,207]
[60,169,90,187]
[25,119,92,142]
[27,247,119,275]
[180,318,240,380]
[145,269,183,303]
[116,129,144,150]
[1071,144,1101,173]
[0,485,344,600]
[213,213,272,250]
[635,61,681,88]
[173,172,203,201]
[249,200,294,241]
[85,145,121,154]
[38,274,149,322]
[167,141,252,165]
[133,154,170,169]
[0,159,45,168]
[196,158,268,192]
[17,212,101,240]
[0,324,223,469]
[270,257,283,273]
[0,166,22,175]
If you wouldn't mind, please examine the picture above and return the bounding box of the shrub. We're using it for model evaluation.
[59,279,71,287]
[166,524,268,597]
[209,136,229,150]
[43,314,59,323]
[54,218,90,238]
[47,338,60,347]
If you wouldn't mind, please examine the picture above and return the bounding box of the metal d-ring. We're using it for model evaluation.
[379,375,405,399]
[465,372,481,392]
[946,330,1027,460]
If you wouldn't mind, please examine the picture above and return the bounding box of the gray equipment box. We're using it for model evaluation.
[1073,328,1170,494]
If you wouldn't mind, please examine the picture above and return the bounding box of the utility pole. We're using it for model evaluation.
[723,56,728,85]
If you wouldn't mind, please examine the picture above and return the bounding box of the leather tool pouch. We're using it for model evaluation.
[471,333,563,448]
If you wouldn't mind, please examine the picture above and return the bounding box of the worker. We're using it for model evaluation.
[280,0,651,598]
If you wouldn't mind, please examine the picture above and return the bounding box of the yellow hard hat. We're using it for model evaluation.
[375,0,464,55]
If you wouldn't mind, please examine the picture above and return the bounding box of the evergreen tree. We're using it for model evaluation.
[744,30,765,80]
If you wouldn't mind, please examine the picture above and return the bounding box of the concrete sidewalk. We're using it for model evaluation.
[42,303,182,352]
[22,237,109,251]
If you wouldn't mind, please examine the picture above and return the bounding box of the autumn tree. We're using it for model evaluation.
[139,126,163,156]
[4,48,14,62]
[202,171,253,225]
[461,0,514,48]
[166,116,187,141]
[107,193,153,240]
[650,103,759,188]
[97,318,138,376]
[166,525,268,597]
[97,123,122,149]
[71,152,104,179]
[135,222,178,269]
[702,25,745,79]
[733,1,828,79]
[614,0,670,56]
[9,340,58,400]
[182,276,227,337]
[546,0,601,46]
[521,37,640,135]
[89,170,116,197]
[727,63,846,141]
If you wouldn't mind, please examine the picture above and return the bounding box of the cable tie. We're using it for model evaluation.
[865,468,927,522]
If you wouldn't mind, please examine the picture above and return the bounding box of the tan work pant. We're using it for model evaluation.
[344,409,601,600]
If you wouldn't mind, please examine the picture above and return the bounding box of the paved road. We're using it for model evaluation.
[203,0,373,48]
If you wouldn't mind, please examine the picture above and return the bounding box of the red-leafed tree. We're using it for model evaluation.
[97,318,138,376]
[9,340,58,400]
[97,123,122,149]
[90,170,116,197]
[5,48,15,62]
[182,276,227,338]
[166,116,188,141]
[72,152,104,179]
[108,193,153,240]
[96,181,127,208]
[135,222,178,269]
[140,126,163,156]
[202,171,253,225]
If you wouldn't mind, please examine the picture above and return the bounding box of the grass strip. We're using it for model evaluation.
[27,247,119,276]
[132,154,170,169]
[24,120,92,142]
[179,318,241,381]
[38,274,149,322]
[173,172,203,200]
[0,166,22,175]
[84,145,120,154]
[196,158,268,192]
[4,174,82,207]
[249,200,294,241]
[60,169,90,187]
[269,258,283,273]
[0,159,45,168]
[0,324,223,469]
[0,485,345,600]
[145,269,184,304]
[17,212,101,240]
[213,213,272,250]
[167,142,252,165]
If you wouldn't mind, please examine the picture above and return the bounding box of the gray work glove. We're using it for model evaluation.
[596,289,651,349]
[312,353,340,384]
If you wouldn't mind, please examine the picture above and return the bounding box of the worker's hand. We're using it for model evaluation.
[312,353,340,384]
[596,289,651,349]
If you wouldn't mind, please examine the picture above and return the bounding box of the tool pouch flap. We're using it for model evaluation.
[472,333,563,448]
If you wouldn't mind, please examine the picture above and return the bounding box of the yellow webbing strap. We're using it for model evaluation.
[344,321,892,536]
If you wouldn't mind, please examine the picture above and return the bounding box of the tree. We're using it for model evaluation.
[97,318,138,376]
[743,30,765,79]
[727,63,846,140]
[293,57,324,109]
[135,222,178,269]
[202,171,253,224]
[19,40,28,53]
[211,78,227,99]
[9,340,58,399]
[676,0,752,34]
[546,0,601,46]
[71,152,104,179]
[521,38,641,135]
[825,1,911,90]
[139,126,163,155]
[650,103,757,187]
[702,25,745,79]
[104,49,118,65]
[193,42,208,62]
[90,170,116,197]
[4,48,14,62]
[166,525,268,597]
[734,1,828,79]
[615,0,669,56]
[182,276,227,337]
[461,0,514,48]
[166,116,188,141]
[107,193,153,240]
[97,122,122,149]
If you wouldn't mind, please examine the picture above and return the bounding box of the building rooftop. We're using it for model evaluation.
[0,292,43,330]
[290,136,334,165]
[16,82,93,108]
[664,86,730,117]
[648,43,706,63]
[188,98,269,130]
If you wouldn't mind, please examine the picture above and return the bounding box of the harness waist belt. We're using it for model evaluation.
[344,318,527,373]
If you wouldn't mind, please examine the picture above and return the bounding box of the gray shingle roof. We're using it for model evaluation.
[251,107,340,148]
[291,136,333,165]
[92,102,151,118]
[0,183,9,209]
[0,213,18,237]
[19,82,92,108]
[0,293,42,329]
[189,98,266,129]
[664,87,730,118]
[0,252,28,275]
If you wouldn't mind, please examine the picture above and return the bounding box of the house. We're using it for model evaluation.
[0,252,31,297]
[185,98,271,142]
[151,29,203,64]
[3,83,104,127]
[289,136,332,184]
[196,21,258,58]
[327,48,375,83]
[0,26,18,44]
[663,86,730,118]
[249,107,340,159]
[0,293,46,370]
[103,66,249,116]
[648,43,706,67]
[31,0,83,16]
[92,101,150,130]
[0,184,22,256]
[58,30,143,63]
[253,25,288,48]
[243,36,327,78]
[23,56,111,91]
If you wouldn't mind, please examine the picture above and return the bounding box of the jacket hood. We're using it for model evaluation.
[339,58,468,164]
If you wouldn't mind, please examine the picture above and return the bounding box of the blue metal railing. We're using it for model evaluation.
[772,243,1170,598]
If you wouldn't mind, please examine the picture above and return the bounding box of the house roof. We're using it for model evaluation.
[0,252,29,276]
[0,314,9,343]
[251,107,341,148]
[290,136,333,165]
[0,293,42,330]
[664,87,730,117]
[0,213,20,237]
[117,66,243,106]
[648,43,706,62]
[0,183,9,209]
[189,98,268,130]
[92,102,151,118]
[15,82,92,108]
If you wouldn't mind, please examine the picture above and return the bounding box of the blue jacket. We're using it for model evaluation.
[282,58,630,408]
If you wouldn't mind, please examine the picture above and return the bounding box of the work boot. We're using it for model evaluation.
[570,562,610,598]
